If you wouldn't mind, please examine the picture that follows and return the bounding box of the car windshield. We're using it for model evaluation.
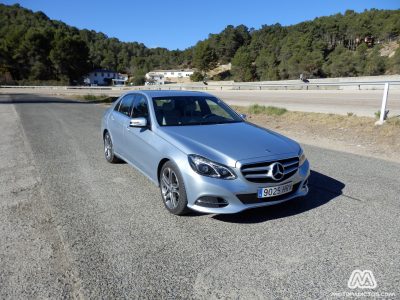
[152,96,243,126]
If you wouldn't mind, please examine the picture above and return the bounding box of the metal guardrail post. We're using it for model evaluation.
[376,83,390,125]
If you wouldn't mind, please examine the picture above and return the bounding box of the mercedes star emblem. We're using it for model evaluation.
[270,162,284,180]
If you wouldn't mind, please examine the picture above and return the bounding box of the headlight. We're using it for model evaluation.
[299,149,307,166]
[188,155,236,179]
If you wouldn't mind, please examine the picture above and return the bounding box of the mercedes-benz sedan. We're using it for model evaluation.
[101,91,310,215]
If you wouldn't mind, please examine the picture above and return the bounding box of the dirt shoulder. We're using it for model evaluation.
[234,106,400,163]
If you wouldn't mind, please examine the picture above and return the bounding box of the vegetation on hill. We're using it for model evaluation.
[0,4,399,85]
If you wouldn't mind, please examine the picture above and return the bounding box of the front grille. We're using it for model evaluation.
[237,182,301,204]
[240,156,299,183]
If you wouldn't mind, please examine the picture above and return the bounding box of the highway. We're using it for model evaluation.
[211,90,400,117]
[2,88,400,117]
[1,94,399,298]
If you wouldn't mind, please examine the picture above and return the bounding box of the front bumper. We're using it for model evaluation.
[182,160,310,214]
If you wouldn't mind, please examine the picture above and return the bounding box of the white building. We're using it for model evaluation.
[145,72,165,85]
[84,69,119,86]
[112,74,128,86]
[145,69,194,84]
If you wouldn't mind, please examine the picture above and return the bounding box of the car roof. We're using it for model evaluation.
[125,90,214,98]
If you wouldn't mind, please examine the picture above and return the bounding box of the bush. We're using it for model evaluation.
[190,71,204,82]
[81,94,108,101]
[248,104,287,116]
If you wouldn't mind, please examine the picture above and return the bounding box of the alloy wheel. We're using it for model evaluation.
[104,133,112,160]
[161,167,180,209]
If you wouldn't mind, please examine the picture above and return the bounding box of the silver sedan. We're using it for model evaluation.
[101,90,310,215]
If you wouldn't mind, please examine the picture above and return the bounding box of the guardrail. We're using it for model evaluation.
[1,81,397,123]
[2,80,400,91]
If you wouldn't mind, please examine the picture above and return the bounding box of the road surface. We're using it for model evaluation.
[1,94,399,299]
[209,90,400,117]
[2,88,400,117]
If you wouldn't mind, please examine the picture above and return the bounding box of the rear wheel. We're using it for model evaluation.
[160,161,190,215]
[104,131,120,163]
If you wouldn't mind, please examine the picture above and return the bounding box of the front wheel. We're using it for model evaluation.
[160,161,190,215]
[103,131,120,163]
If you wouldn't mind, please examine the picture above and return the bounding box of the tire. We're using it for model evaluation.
[159,161,190,215]
[103,131,120,163]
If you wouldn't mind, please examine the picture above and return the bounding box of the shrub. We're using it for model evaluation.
[190,71,205,82]
[248,104,287,115]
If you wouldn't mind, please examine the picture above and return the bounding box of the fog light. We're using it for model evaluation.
[195,196,228,208]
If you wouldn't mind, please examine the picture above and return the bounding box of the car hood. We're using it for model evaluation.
[158,122,300,167]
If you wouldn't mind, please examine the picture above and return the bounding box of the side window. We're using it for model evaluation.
[132,95,149,119]
[117,95,135,116]
[114,98,123,111]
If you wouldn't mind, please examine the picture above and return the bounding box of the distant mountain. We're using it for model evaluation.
[0,3,399,84]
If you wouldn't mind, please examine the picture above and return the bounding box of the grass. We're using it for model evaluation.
[247,104,287,116]
[387,117,400,126]
[75,94,117,103]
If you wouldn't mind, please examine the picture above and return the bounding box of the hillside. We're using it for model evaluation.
[0,3,399,85]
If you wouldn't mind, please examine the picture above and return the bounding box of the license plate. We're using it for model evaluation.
[257,182,293,198]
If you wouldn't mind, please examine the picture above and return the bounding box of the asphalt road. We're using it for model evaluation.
[1,94,399,299]
[210,90,400,117]
[2,88,400,117]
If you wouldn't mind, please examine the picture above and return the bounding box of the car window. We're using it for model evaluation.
[206,99,231,118]
[132,95,149,119]
[152,96,242,126]
[118,94,135,116]
[113,98,122,111]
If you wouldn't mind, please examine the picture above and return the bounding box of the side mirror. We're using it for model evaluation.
[240,114,247,120]
[129,117,147,127]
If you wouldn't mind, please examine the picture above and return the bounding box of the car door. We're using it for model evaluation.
[123,94,160,179]
[108,94,134,156]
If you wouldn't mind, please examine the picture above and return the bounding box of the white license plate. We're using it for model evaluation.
[257,182,293,198]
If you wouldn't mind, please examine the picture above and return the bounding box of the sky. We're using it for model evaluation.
[2,0,399,50]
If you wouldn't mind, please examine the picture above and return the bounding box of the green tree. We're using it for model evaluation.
[193,41,217,72]
[50,35,90,84]
[364,48,386,75]
[255,49,279,80]
[388,47,400,74]
[190,71,204,82]
[323,45,358,77]
[231,47,255,81]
